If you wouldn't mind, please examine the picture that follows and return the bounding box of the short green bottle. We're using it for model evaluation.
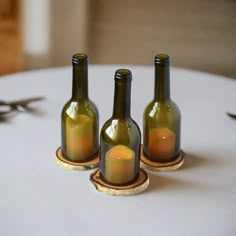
[61,53,99,162]
[143,54,181,163]
[100,69,141,185]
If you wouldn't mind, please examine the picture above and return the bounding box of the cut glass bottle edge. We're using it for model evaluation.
[55,144,184,171]
[140,146,185,171]
[55,147,99,171]
[90,168,149,196]
[55,145,184,172]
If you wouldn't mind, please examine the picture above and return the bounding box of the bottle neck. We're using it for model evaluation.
[72,65,88,100]
[154,65,170,101]
[112,80,131,119]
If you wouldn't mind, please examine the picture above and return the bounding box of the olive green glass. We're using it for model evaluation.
[61,53,99,162]
[143,54,181,163]
[100,69,141,185]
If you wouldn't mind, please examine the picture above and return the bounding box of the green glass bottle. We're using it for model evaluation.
[143,54,181,163]
[100,69,141,185]
[61,53,99,162]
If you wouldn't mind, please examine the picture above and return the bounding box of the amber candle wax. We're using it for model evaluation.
[149,127,176,161]
[66,114,93,162]
[105,145,135,185]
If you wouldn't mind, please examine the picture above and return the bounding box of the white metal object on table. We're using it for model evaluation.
[0,65,235,236]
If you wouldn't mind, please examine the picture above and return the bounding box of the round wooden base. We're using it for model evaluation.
[90,169,149,196]
[55,147,99,170]
[141,146,185,171]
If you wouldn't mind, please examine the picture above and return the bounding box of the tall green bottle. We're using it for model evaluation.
[61,53,99,162]
[143,54,181,163]
[100,69,141,185]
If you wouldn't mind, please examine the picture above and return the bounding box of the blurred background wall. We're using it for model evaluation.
[0,0,235,78]
[23,0,89,69]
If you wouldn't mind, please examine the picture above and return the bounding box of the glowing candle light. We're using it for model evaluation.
[105,145,135,184]
[66,114,93,162]
[149,127,176,161]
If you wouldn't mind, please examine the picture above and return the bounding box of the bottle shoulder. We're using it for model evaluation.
[101,117,141,146]
[144,99,181,117]
[62,99,98,119]
[101,117,141,136]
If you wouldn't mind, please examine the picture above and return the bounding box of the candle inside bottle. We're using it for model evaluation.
[105,145,135,184]
[148,127,176,161]
[66,114,93,162]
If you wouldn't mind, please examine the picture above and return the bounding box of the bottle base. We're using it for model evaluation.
[55,147,99,170]
[141,145,185,171]
[90,168,149,196]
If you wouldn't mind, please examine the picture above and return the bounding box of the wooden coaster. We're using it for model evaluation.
[90,169,149,196]
[141,146,185,171]
[55,147,99,170]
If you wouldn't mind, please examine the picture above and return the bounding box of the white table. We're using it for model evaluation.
[0,65,235,236]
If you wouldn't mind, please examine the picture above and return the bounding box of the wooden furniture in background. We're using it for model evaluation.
[0,0,23,75]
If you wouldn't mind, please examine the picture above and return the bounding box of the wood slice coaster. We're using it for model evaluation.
[55,147,99,170]
[141,145,185,171]
[90,169,149,196]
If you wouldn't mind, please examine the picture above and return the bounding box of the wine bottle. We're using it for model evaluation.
[100,69,141,185]
[61,53,99,162]
[143,54,181,163]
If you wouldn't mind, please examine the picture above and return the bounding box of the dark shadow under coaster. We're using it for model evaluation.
[141,145,185,171]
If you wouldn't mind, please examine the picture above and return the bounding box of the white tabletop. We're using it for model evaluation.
[0,65,236,236]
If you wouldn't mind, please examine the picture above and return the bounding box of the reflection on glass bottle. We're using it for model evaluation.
[143,54,181,163]
[100,69,141,185]
[61,53,99,162]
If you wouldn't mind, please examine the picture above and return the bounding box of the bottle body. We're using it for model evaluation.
[61,99,99,162]
[143,54,181,163]
[61,53,99,162]
[100,69,141,185]
[143,100,181,162]
[100,118,141,185]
